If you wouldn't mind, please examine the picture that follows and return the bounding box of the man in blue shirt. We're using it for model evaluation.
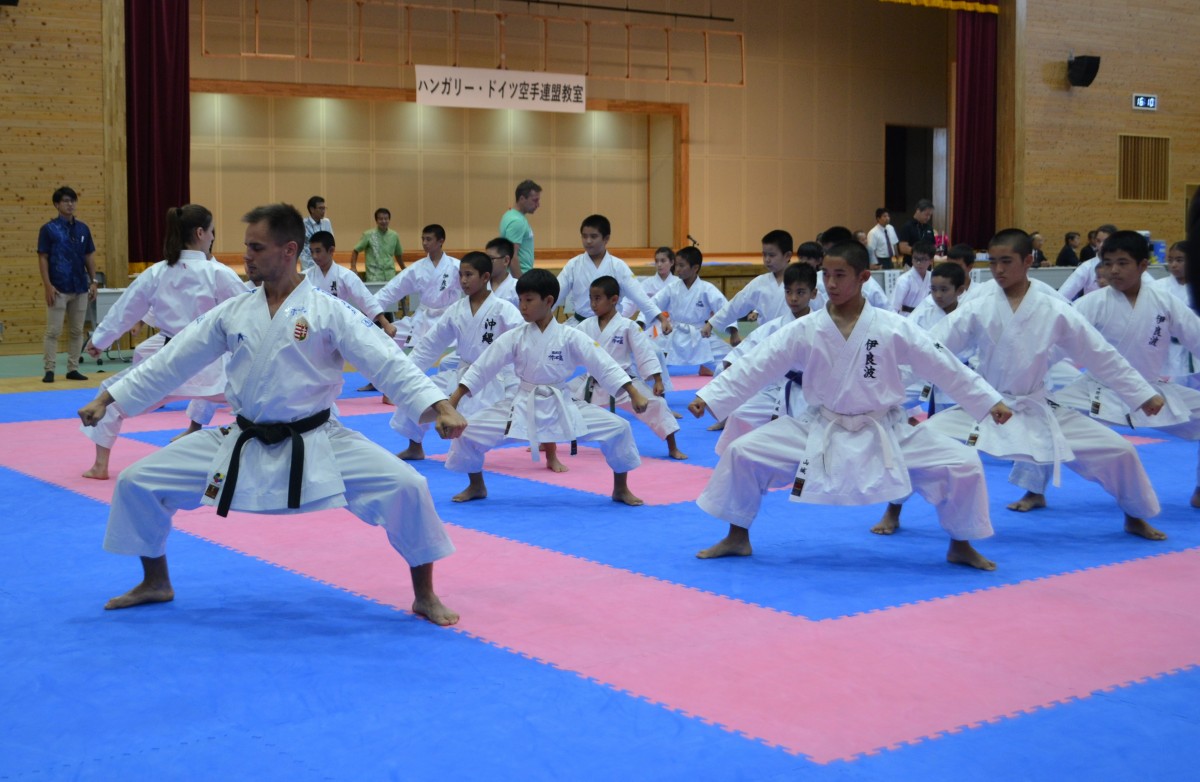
[38,186,97,382]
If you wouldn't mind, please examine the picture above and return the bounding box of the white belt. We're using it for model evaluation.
[510,380,576,462]
[818,407,895,472]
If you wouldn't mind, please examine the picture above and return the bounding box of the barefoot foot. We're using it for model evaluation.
[396,442,426,461]
[104,582,175,610]
[412,595,460,626]
[545,455,569,473]
[1191,487,1200,509]
[946,540,997,571]
[698,365,714,377]
[1006,492,1046,512]
[696,533,752,559]
[82,465,109,480]
[671,410,684,420]
[612,488,644,506]
[668,448,689,460]
[871,504,902,535]
[452,484,487,502]
[707,419,726,431]
[1124,515,1167,540]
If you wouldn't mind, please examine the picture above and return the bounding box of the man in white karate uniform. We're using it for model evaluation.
[78,204,467,625]
[304,230,396,336]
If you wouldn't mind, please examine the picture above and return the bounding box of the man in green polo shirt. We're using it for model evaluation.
[499,179,541,279]
[350,208,404,282]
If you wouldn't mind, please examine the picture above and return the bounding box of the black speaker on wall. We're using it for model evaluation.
[1067,55,1101,87]
[0,1,19,7]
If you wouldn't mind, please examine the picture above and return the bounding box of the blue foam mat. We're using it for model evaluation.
[5,374,1199,779]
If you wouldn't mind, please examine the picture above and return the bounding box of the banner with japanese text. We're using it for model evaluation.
[415,65,586,113]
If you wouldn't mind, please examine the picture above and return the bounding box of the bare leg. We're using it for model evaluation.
[82,444,111,480]
[543,442,568,473]
[871,503,902,535]
[946,539,996,571]
[1124,513,1167,540]
[452,472,487,502]
[697,524,752,559]
[170,421,203,443]
[105,555,175,610]
[1191,487,1200,509]
[396,439,426,461]
[698,365,714,377]
[1006,491,1047,512]
[611,472,643,506]
[409,562,459,626]
[666,432,688,460]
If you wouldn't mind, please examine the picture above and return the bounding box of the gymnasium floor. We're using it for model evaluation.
[2,360,1198,780]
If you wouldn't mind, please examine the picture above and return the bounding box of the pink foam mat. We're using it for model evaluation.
[665,374,713,392]
[3,417,1198,763]
[431,445,711,505]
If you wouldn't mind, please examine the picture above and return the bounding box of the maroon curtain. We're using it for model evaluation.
[950,11,997,249]
[125,1,190,266]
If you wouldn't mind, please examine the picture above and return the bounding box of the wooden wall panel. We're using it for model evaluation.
[1017,0,1200,246]
[189,0,950,255]
[0,0,111,357]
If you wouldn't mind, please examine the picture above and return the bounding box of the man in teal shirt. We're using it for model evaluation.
[351,208,404,282]
[499,179,541,279]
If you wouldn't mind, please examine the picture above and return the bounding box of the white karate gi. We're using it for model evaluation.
[391,293,524,442]
[889,267,932,313]
[618,274,672,319]
[444,319,641,474]
[374,254,462,346]
[696,303,1002,541]
[713,312,806,455]
[102,280,455,568]
[651,276,730,367]
[1152,275,1198,381]
[83,251,248,449]
[924,282,1160,518]
[490,274,519,308]
[569,314,679,441]
[707,271,790,337]
[557,251,663,325]
[1013,283,1200,491]
[299,216,333,270]
[1059,258,1156,300]
[899,297,963,416]
[304,263,383,320]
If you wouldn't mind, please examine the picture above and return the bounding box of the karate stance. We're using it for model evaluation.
[689,241,1012,570]
[79,204,467,625]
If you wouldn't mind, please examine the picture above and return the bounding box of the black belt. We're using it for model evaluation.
[783,370,804,417]
[573,313,588,323]
[901,305,915,313]
[162,334,173,344]
[582,376,617,412]
[217,408,332,517]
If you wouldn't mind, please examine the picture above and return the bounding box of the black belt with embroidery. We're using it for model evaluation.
[216,408,332,517]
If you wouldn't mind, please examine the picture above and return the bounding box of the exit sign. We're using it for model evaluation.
[1133,94,1158,111]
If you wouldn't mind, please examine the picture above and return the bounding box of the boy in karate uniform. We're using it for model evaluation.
[372,224,461,348]
[889,241,934,314]
[689,241,1012,570]
[1011,231,1200,509]
[891,229,1167,540]
[305,231,397,337]
[571,275,686,460]
[557,214,669,335]
[711,262,816,455]
[651,246,730,374]
[702,230,794,347]
[78,204,465,625]
[393,252,523,461]
[444,269,651,505]
[485,237,520,307]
